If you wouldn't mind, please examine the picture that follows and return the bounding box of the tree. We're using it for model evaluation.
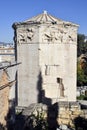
[77,34,87,57]
[77,34,87,86]
[77,61,84,86]
[77,59,87,86]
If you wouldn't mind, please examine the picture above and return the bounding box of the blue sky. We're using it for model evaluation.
[0,0,87,43]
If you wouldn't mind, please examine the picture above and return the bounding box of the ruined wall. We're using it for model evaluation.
[0,62,17,125]
[58,103,82,127]
[0,70,10,125]
[22,102,87,129]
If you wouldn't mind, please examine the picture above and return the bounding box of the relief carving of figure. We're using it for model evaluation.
[43,31,59,42]
[18,33,26,43]
[42,28,66,43]
[27,28,34,41]
[44,33,52,42]
[68,35,74,42]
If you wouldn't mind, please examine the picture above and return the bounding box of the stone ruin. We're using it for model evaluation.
[13,11,79,107]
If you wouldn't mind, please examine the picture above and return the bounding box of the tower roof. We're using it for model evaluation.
[24,10,62,24]
[13,11,79,27]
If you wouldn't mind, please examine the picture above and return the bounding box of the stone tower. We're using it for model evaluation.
[13,11,79,107]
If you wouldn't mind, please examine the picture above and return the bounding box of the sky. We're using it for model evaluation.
[0,0,87,43]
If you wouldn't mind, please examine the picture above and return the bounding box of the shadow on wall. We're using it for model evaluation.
[5,100,15,130]
[15,71,18,106]
[37,71,52,105]
[47,103,59,130]
[37,71,59,130]
[4,71,59,130]
[37,71,43,103]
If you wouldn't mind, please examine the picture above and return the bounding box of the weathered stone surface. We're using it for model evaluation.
[21,102,87,128]
[0,70,9,125]
[0,62,18,125]
[13,11,79,107]
[22,103,47,116]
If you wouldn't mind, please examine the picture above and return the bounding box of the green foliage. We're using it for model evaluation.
[77,61,87,86]
[34,110,48,130]
[77,34,87,86]
[77,94,87,100]
[77,34,87,57]
[24,109,48,130]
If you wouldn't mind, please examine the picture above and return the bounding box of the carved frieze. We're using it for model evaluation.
[17,28,34,44]
[42,27,60,43]
[41,26,76,44]
[44,31,59,42]
[18,33,26,43]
